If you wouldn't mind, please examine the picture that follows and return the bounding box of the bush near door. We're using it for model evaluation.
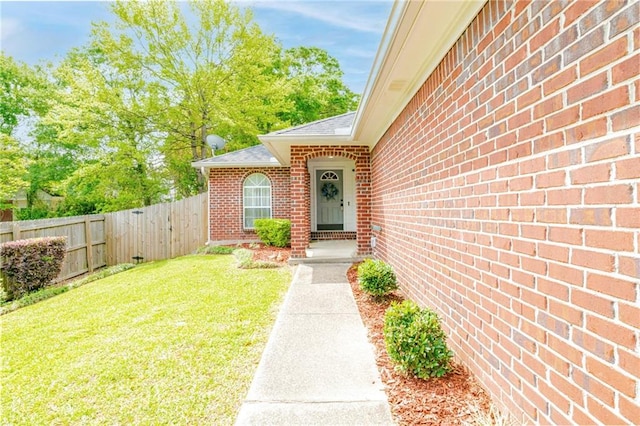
[357,258,398,300]
[254,219,291,247]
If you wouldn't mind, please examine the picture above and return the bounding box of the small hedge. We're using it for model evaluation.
[383,300,453,379]
[254,219,291,247]
[357,258,398,299]
[0,236,67,301]
[232,248,279,269]
[197,245,235,255]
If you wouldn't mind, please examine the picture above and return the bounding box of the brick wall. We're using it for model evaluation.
[370,0,639,424]
[290,146,372,257]
[207,167,290,242]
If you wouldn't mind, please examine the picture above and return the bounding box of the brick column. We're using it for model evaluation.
[290,152,310,257]
[355,152,372,256]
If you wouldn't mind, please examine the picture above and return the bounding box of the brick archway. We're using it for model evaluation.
[290,145,371,258]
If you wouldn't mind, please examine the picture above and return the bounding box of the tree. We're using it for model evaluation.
[278,47,360,126]
[0,53,50,136]
[89,0,292,196]
[43,47,167,213]
[0,53,72,218]
[0,134,28,208]
[3,1,360,217]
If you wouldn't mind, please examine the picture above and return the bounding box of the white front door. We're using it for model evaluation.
[310,158,356,232]
[316,169,343,230]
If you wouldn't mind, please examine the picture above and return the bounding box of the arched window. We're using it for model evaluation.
[243,173,271,229]
[320,171,339,181]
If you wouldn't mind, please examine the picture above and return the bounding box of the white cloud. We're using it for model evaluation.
[248,0,389,34]
[0,17,23,42]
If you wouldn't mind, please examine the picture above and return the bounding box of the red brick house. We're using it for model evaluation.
[195,0,639,423]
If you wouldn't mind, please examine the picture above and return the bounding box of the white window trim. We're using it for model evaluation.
[243,173,272,230]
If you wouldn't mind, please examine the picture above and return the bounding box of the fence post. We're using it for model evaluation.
[85,216,94,274]
[12,222,20,241]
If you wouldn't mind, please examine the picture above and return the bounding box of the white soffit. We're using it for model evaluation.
[353,0,487,147]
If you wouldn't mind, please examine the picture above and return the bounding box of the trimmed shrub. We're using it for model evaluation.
[232,248,279,269]
[383,300,453,379]
[357,258,398,299]
[0,237,67,300]
[254,219,291,247]
[233,248,254,269]
[197,245,235,255]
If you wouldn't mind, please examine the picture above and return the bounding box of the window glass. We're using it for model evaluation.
[243,173,271,228]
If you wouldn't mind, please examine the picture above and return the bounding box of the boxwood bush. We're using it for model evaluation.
[254,219,291,247]
[357,258,398,299]
[383,300,453,379]
[0,236,67,301]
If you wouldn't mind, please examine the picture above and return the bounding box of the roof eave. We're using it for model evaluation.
[353,0,487,147]
[191,160,283,169]
[259,134,361,166]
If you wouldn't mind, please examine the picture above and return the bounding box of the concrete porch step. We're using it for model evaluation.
[288,240,367,265]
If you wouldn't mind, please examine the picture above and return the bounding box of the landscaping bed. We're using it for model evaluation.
[230,242,291,264]
[347,264,495,425]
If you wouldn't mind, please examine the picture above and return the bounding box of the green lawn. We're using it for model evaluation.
[1,255,291,425]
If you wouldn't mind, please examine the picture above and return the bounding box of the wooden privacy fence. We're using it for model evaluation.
[105,193,208,265]
[0,193,208,282]
[0,215,107,282]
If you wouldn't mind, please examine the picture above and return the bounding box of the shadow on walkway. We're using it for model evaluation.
[235,263,394,425]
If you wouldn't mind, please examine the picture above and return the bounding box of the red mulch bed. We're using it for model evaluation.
[346,263,494,425]
[235,243,291,264]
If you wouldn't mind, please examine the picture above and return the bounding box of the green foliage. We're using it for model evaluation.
[0,134,28,207]
[90,0,292,196]
[357,258,398,299]
[383,300,453,379]
[0,237,67,300]
[233,248,254,268]
[278,47,360,126]
[232,248,279,269]
[1,2,359,216]
[46,44,167,213]
[254,218,291,248]
[15,205,54,220]
[0,53,51,136]
[197,245,235,255]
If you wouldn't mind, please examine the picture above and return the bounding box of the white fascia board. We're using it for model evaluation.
[191,160,282,169]
[351,0,409,137]
[353,0,487,147]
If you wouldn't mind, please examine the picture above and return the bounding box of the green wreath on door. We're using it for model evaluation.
[321,182,339,200]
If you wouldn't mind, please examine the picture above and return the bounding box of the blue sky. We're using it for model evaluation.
[0,0,393,94]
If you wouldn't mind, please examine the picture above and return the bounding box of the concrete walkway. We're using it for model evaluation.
[235,263,395,425]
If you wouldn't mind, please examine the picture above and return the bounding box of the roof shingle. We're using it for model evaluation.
[267,111,355,136]
[194,144,280,166]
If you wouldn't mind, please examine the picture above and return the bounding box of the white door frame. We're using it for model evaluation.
[309,158,356,232]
